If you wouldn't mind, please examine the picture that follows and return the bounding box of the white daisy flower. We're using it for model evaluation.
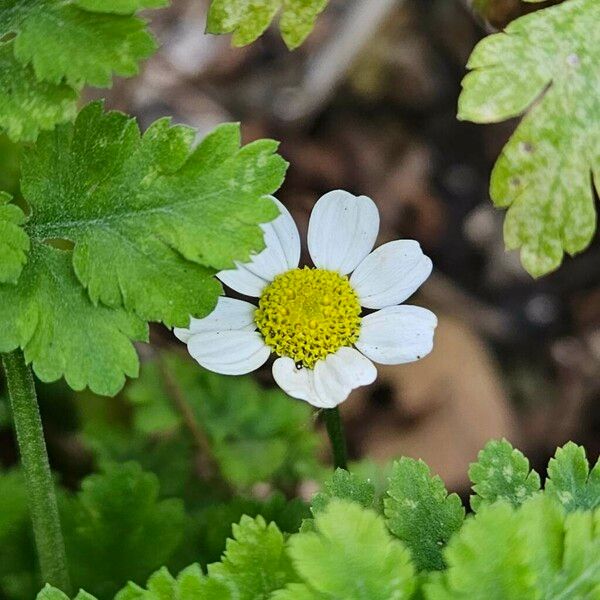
[175,190,437,409]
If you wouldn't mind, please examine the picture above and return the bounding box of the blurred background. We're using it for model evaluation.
[1,0,599,500]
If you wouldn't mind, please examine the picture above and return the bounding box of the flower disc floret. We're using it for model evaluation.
[255,267,361,368]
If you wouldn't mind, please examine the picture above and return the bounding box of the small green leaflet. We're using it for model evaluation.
[469,438,541,512]
[206,0,329,49]
[0,0,160,140]
[206,515,297,597]
[458,0,600,277]
[545,442,600,512]
[384,457,464,571]
[0,192,29,284]
[0,103,286,395]
[311,468,375,515]
[0,44,77,142]
[277,500,415,599]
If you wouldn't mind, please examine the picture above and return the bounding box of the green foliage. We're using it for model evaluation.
[192,494,309,566]
[469,439,541,512]
[114,565,224,600]
[0,0,160,141]
[0,192,29,284]
[384,458,464,572]
[459,0,600,277]
[206,0,329,49]
[426,495,600,599]
[0,103,286,396]
[0,471,38,600]
[125,350,319,488]
[546,442,600,512]
[61,462,186,599]
[205,515,297,597]
[23,441,600,600]
[276,500,416,599]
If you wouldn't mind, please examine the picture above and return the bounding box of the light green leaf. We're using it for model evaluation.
[425,496,600,599]
[206,515,297,598]
[62,463,186,599]
[385,457,464,571]
[75,0,168,15]
[545,442,600,512]
[36,585,98,600]
[115,564,234,599]
[206,0,329,49]
[458,0,600,277]
[0,192,30,284]
[22,102,286,327]
[469,439,541,512]
[0,243,147,395]
[0,43,77,142]
[281,500,415,600]
[1,0,156,87]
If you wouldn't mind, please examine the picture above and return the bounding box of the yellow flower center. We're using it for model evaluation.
[255,267,362,369]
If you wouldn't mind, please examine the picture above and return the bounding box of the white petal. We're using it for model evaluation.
[173,297,256,343]
[350,240,433,309]
[307,190,379,274]
[187,330,270,375]
[218,197,300,296]
[272,348,377,409]
[272,357,319,405]
[355,305,437,364]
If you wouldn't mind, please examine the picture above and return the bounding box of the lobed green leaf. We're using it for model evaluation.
[545,442,600,512]
[385,457,464,571]
[206,0,329,49]
[0,243,147,396]
[468,438,541,512]
[426,495,600,599]
[206,515,297,597]
[278,500,416,599]
[22,102,285,328]
[458,0,600,277]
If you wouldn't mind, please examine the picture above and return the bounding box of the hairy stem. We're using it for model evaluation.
[1,350,71,593]
[323,407,348,470]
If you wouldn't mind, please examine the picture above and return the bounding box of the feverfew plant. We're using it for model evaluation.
[0,0,599,598]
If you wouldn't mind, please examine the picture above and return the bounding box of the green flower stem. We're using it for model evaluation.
[323,407,348,470]
[1,350,71,593]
